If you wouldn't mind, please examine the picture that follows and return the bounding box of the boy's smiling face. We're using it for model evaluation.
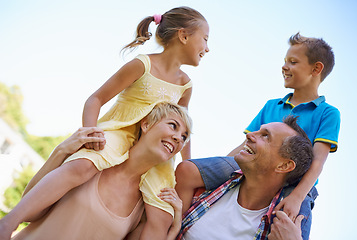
[282,44,316,90]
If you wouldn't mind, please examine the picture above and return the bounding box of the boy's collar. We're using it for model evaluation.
[279,93,325,106]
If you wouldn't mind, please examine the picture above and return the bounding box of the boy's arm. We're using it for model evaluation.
[23,127,105,196]
[274,142,330,219]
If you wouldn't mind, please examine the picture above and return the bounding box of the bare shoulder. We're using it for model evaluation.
[118,58,145,80]
[179,70,191,85]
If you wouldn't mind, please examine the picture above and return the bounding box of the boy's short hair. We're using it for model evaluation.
[289,32,335,82]
[144,101,192,143]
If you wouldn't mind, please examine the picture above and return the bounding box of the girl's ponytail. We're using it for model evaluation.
[122,16,155,51]
[122,7,206,52]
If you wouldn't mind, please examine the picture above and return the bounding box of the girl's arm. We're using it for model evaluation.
[82,58,145,151]
[177,87,192,160]
[273,142,330,219]
[23,127,105,196]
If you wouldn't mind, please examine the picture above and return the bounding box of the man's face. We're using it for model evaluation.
[234,122,297,174]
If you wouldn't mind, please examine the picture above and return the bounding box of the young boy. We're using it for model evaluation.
[175,32,340,233]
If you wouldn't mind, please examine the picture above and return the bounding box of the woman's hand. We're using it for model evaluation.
[22,127,105,197]
[60,127,106,154]
[158,188,182,240]
[158,188,182,214]
[83,131,106,151]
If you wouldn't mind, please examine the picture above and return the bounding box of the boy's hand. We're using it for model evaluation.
[268,211,303,240]
[273,195,302,221]
[84,131,106,151]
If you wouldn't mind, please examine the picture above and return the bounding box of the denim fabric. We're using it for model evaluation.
[189,156,318,239]
[189,156,238,190]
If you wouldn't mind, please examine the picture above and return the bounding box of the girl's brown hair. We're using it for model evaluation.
[123,6,206,51]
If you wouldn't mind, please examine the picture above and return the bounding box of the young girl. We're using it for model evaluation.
[0,6,209,239]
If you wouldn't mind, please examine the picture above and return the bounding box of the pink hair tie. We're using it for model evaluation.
[153,14,162,25]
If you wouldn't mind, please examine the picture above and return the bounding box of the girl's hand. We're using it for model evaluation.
[268,211,303,240]
[83,131,106,151]
[158,188,182,240]
[60,127,106,154]
[273,195,302,222]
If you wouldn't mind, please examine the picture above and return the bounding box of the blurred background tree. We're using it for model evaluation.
[0,82,67,159]
[0,82,67,228]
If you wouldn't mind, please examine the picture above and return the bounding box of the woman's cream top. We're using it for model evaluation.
[12,172,144,240]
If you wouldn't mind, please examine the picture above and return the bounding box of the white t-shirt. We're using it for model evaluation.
[183,185,269,240]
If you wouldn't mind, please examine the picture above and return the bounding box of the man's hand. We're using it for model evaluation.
[60,127,106,154]
[273,194,302,221]
[268,211,303,240]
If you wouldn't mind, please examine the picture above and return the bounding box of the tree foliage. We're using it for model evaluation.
[26,134,68,159]
[3,166,35,209]
[0,82,28,135]
[1,82,68,222]
[0,81,68,159]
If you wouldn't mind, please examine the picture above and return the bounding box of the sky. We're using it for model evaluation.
[1,0,356,238]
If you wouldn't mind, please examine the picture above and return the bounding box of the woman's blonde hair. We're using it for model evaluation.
[141,102,192,143]
[122,6,206,51]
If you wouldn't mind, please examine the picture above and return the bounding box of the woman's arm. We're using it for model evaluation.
[23,127,105,196]
[158,188,183,240]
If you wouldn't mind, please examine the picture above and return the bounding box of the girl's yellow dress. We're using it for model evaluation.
[64,54,192,216]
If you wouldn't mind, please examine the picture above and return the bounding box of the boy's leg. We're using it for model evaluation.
[0,158,98,237]
[175,156,239,214]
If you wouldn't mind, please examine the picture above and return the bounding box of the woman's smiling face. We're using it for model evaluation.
[141,113,189,162]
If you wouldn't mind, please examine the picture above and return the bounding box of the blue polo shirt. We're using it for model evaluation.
[245,93,340,152]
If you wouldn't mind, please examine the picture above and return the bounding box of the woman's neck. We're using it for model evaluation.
[124,142,159,177]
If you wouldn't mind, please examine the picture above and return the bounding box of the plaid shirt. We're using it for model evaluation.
[177,170,283,240]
